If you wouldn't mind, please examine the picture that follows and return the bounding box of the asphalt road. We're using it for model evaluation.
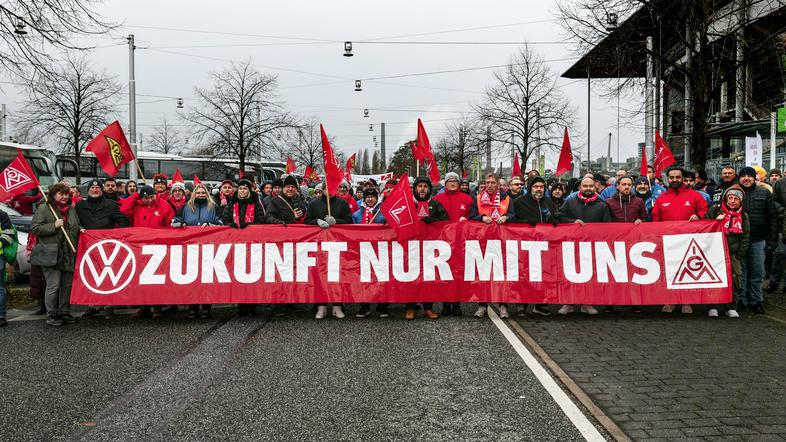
[0,305,594,441]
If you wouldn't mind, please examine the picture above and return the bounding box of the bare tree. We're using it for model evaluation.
[557,0,786,170]
[148,116,183,155]
[0,1,116,78]
[434,116,487,174]
[269,117,335,173]
[14,55,121,183]
[475,45,576,168]
[184,60,296,170]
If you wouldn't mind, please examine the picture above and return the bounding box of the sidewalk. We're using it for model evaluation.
[517,306,786,440]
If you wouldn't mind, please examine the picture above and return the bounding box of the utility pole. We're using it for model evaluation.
[587,67,591,172]
[128,34,138,181]
[380,122,386,168]
[486,126,492,170]
[0,104,6,141]
[607,132,612,171]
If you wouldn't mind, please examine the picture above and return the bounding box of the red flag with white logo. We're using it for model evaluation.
[320,124,345,195]
[556,128,573,176]
[85,121,135,177]
[653,130,676,177]
[286,157,297,174]
[0,150,40,202]
[380,172,420,240]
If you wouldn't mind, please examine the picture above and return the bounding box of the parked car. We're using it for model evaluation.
[0,203,31,276]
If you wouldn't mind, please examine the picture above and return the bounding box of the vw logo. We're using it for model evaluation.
[79,240,136,295]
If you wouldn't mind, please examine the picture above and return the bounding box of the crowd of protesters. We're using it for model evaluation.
[1,162,783,328]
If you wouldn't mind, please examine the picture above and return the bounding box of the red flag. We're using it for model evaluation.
[304,165,320,182]
[415,119,435,161]
[320,124,345,195]
[346,153,357,171]
[193,175,202,185]
[85,121,135,177]
[425,157,441,184]
[0,150,40,202]
[345,168,352,183]
[171,169,184,184]
[462,169,467,179]
[653,130,676,177]
[380,172,420,240]
[640,145,648,178]
[238,169,245,179]
[512,152,521,177]
[555,128,573,176]
[286,157,297,174]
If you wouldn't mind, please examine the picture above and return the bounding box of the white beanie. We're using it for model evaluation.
[445,172,459,182]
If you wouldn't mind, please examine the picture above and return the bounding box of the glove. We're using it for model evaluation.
[317,219,329,229]
[228,222,238,228]
[170,220,184,228]
[325,215,336,225]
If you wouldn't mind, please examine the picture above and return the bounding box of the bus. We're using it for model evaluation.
[0,141,69,188]
[58,151,287,187]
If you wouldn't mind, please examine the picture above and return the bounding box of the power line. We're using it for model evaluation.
[359,19,554,41]
[361,57,578,81]
[124,24,338,43]
[354,40,569,46]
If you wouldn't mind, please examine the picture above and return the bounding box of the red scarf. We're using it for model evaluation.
[363,205,376,224]
[577,192,599,205]
[233,201,255,226]
[721,204,743,234]
[54,200,70,223]
[479,190,501,209]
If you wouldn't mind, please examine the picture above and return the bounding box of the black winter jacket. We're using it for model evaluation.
[512,194,558,225]
[267,194,309,224]
[222,197,267,228]
[305,196,353,225]
[739,184,778,243]
[558,197,612,223]
[75,196,130,230]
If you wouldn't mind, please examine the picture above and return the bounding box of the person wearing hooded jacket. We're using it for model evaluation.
[511,176,557,317]
[404,176,449,321]
[306,178,352,320]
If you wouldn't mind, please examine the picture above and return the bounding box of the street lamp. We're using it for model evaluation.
[363,109,369,118]
[355,80,362,92]
[343,41,354,57]
[369,124,373,132]
[176,98,184,109]
[14,18,27,35]
[605,13,619,32]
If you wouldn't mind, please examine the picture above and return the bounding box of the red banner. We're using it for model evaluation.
[72,221,732,306]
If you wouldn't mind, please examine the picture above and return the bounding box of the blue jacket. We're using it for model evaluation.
[352,205,386,224]
[175,201,223,226]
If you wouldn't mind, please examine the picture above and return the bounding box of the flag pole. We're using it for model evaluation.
[133,158,146,183]
[38,185,76,254]
[325,174,332,217]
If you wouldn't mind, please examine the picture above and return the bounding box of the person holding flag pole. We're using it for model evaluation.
[31,181,81,327]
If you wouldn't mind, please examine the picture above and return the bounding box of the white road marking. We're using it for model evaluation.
[487,307,606,441]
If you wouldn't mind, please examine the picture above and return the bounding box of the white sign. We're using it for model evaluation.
[745,131,763,167]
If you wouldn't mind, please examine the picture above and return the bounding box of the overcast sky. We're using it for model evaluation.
[3,0,644,170]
